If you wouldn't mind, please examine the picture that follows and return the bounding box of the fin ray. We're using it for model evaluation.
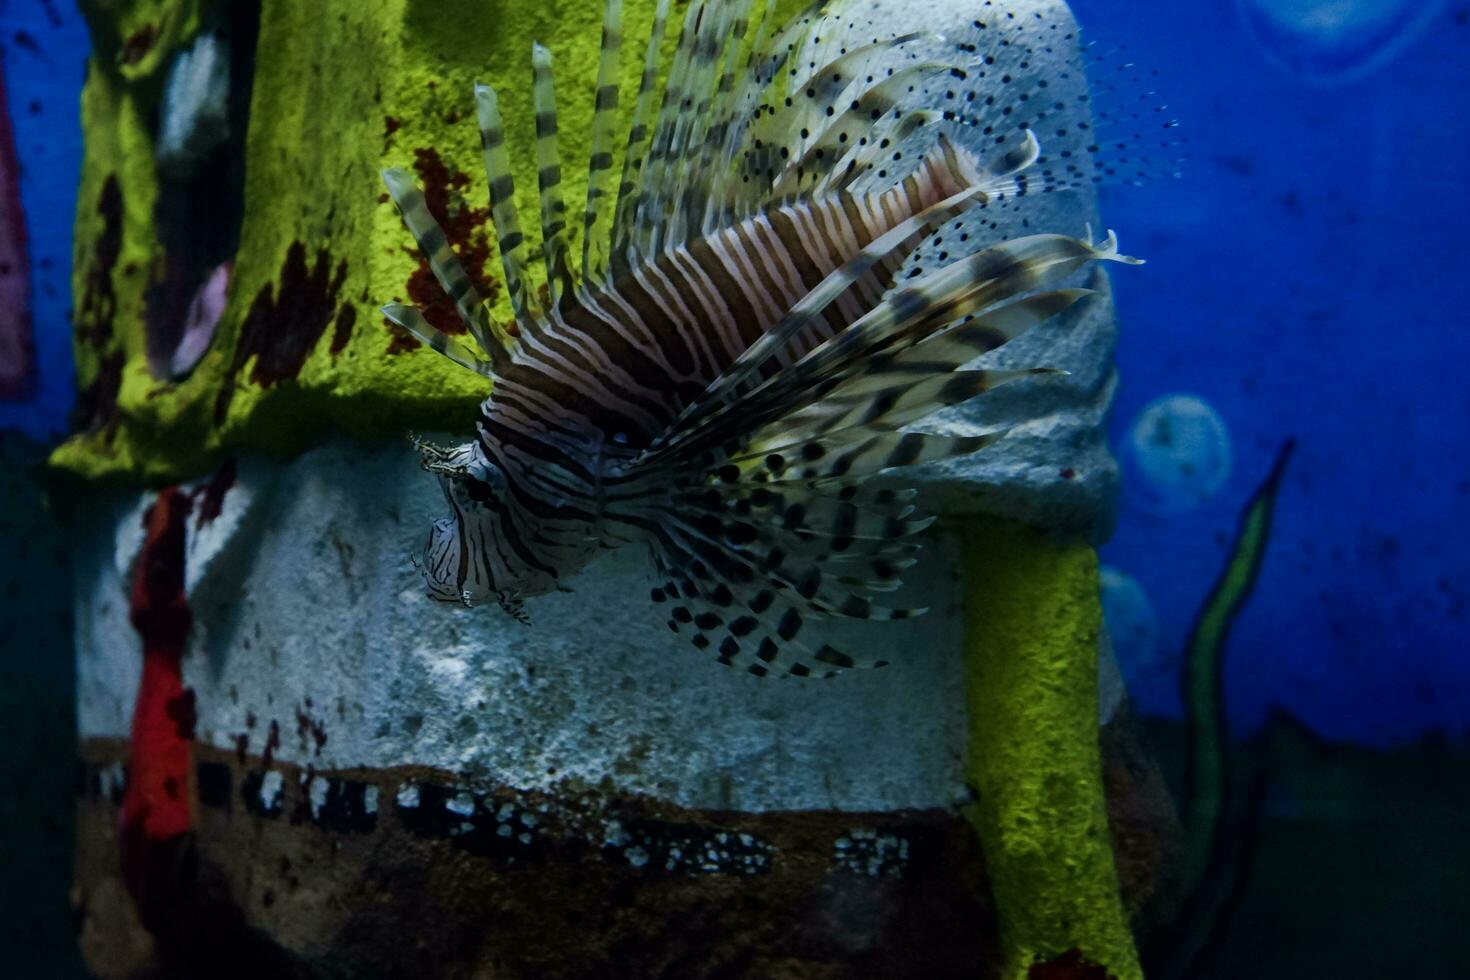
[531,43,575,308]
[581,0,624,286]
[475,84,545,328]
[381,168,507,362]
[381,303,495,376]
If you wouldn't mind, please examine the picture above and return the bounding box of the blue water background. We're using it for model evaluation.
[0,0,85,436]
[1074,0,1470,745]
[4,1,1466,746]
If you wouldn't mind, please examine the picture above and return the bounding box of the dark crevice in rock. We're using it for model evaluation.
[75,175,122,352]
[71,175,125,435]
[144,1,259,382]
[71,350,124,438]
[192,457,237,528]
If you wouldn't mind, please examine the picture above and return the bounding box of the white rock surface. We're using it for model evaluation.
[75,440,972,813]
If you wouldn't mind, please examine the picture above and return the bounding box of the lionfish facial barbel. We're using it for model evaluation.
[381,0,1163,677]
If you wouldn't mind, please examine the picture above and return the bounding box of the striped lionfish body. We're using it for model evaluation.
[383,0,1150,676]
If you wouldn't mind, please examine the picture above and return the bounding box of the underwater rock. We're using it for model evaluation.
[155,33,230,179]
[1100,565,1162,687]
[839,1,1122,535]
[72,439,1174,979]
[1236,0,1447,83]
[1124,393,1233,515]
[77,439,971,813]
[65,0,1166,975]
[142,11,251,388]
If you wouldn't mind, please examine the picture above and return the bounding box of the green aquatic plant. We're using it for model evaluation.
[1158,438,1295,977]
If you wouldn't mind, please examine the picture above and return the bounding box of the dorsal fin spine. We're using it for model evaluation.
[530,43,575,309]
[474,84,545,333]
[581,0,624,288]
[610,0,672,275]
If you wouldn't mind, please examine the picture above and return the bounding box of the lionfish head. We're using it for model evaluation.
[414,440,528,617]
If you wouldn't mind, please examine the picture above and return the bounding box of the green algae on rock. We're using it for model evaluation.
[55,0,659,482]
[963,518,1144,980]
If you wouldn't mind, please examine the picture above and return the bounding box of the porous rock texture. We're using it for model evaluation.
[63,0,1170,977]
[79,442,972,814]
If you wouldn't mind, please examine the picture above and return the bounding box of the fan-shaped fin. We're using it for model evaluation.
[879,289,1093,377]
[648,149,986,459]
[771,367,1059,445]
[531,43,575,308]
[646,232,1132,481]
[734,428,1010,484]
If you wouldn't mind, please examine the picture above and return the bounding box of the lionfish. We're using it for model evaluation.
[381,0,1160,677]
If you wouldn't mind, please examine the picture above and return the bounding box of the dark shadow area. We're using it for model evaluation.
[1140,714,1470,979]
[144,2,259,382]
[0,434,86,977]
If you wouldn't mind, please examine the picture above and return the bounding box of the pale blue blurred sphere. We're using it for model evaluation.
[1124,393,1233,515]
[1237,0,1447,82]
[1099,566,1161,685]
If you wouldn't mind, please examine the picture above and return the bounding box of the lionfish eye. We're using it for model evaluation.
[466,456,507,492]
[454,457,507,504]
[464,478,495,503]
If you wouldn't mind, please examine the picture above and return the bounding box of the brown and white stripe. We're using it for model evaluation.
[380,0,1144,675]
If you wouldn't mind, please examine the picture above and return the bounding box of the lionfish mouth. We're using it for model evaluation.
[419,517,466,602]
[379,0,1162,677]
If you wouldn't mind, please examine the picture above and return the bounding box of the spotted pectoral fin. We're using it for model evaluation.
[664,584,887,678]
[643,463,943,677]
[665,510,920,622]
[499,593,532,624]
[653,556,895,679]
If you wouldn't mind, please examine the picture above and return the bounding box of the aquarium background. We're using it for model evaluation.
[2,0,1466,976]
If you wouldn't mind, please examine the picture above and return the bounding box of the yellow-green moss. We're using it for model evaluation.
[56,0,780,484]
[961,518,1141,980]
